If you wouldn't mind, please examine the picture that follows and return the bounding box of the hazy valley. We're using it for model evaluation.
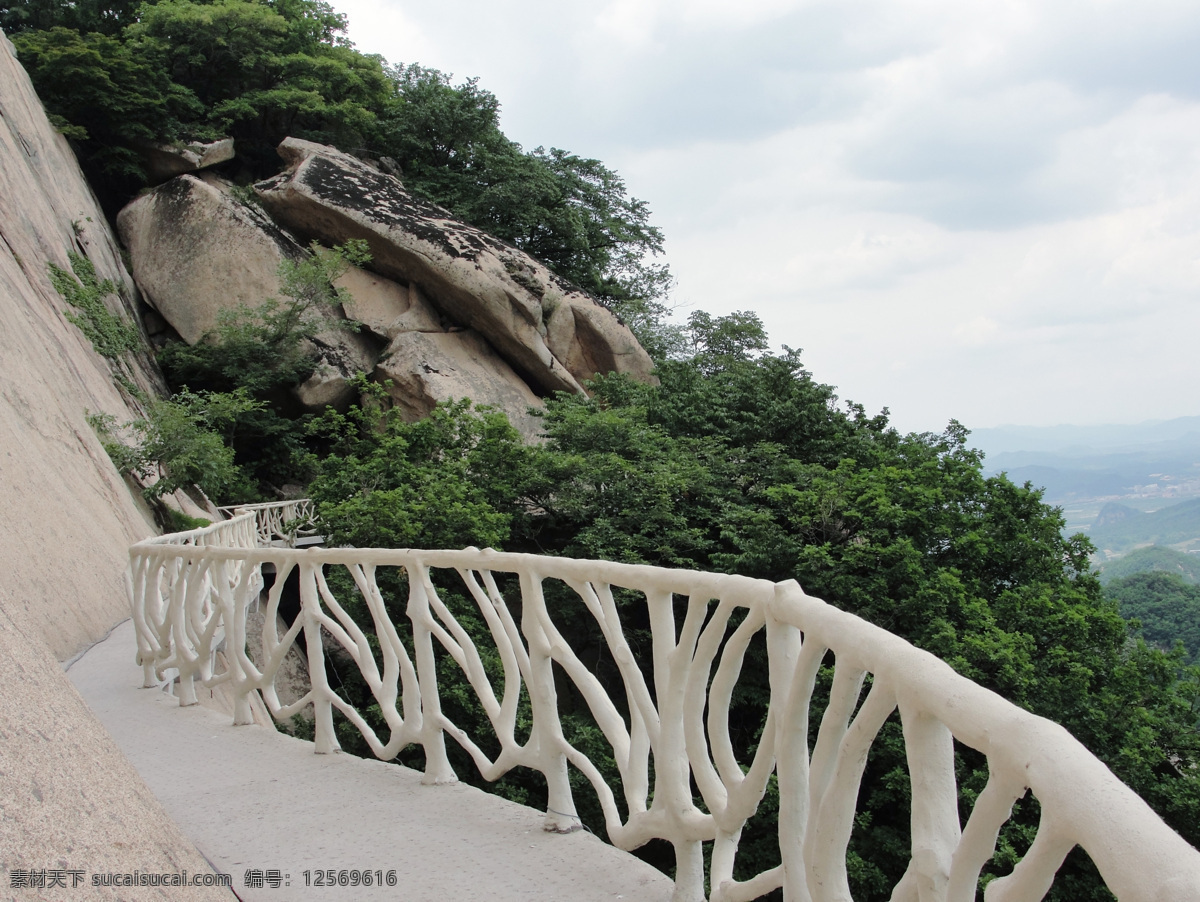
[970,416,1200,574]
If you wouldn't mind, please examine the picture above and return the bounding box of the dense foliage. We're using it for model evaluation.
[1107,571,1200,663]
[80,239,371,501]
[88,389,261,500]
[48,251,141,358]
[297,313,1200,900]
[6,0,670,321]
[1098,543,1200,585]
[306,384,528,551]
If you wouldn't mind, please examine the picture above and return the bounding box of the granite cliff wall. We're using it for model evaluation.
[0,31,235,898]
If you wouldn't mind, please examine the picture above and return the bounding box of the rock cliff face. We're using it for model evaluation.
[0,31,235,897]
[118,137,656,439]
[118,173,308,345]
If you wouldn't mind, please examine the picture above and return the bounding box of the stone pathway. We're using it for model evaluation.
[69,620,672,902]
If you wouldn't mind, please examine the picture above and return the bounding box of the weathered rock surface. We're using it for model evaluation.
[139,137,235,184]
[0,31,235,897]
[375,330,545,439]
[335,261,444,338]
[117,174,379,411]
[118,138,657,429]
[255,138,655,393]
[293,324,380,411]
[118,174,306,344]
[546,295,656,384]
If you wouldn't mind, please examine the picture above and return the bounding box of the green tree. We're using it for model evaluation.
[1,0,142,36]
[684,309,770,364]
[1107,571,1200,663]
[12,0,393,200]
[17,0,1195,887]
[90,388,261,501]
[11,25,200,194]
[158,239,370,396]
[155,239,371,494]
[306,387,532,551]
[13,0,671,320]
[130,0,392,171]
[376,65,671,318]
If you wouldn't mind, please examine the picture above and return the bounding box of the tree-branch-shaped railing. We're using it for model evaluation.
[129,506,1200,902]
[215,499,317,547]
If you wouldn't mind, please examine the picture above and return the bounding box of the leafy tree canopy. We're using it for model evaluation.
[305,381,532,550]
[157,238,369,397]
[1,0,142,35]
[89,388,261,500]
[1107,570,1200,663]
[10,0,671,318]
[301,313,1200,899]
[9,25,201,184]
[153,238,370,497]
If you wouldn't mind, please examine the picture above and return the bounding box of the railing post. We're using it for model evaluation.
[518,569,579,833]
[300,557,340,754]
[173,556,204,707]
[901,705,960,902]
[671,838,705,902]
[128,555,161,688]
[777,640,824,902]
[228,558,258,726]
[408,563,457,784]
[765,594,811,902]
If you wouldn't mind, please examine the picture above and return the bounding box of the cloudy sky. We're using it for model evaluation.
[335,0,1200,434]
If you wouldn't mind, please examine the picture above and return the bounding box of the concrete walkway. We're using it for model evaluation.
[68,620,672,902]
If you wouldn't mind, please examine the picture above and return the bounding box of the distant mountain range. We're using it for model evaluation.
[964,415,1200,543]
[969,416,1200,456]
[1088,499,1200,558]
[965,416,1200,523]
[1097,545,1200,584]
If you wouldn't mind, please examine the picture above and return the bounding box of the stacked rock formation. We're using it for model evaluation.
[118,138,656,440]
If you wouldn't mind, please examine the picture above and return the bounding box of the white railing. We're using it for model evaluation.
[216,499,318,547]
[128,520,1200,902]
[145,509,260,549]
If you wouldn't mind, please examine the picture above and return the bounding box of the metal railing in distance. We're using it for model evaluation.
[128,516,1200,902]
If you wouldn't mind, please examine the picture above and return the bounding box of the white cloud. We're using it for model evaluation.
[331,0,438,64]
[593,0,660,45]
[336,0,1200,432]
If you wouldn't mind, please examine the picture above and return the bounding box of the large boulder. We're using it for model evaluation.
[117,174,306,344]
[116,138,657,433]
[293,326,380,410]
[334,260,444,339]
[138,137,235,185]
[546,295,656,384]
[117,175,378,411]
[375,330,545,440]
[254,139,656,394]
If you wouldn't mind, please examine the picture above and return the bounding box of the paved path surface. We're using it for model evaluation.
[69,620,673,902]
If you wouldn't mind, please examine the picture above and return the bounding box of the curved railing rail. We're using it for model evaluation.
[128,511,1200,902]
[215,499,318,547]
[145,509,260,549]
